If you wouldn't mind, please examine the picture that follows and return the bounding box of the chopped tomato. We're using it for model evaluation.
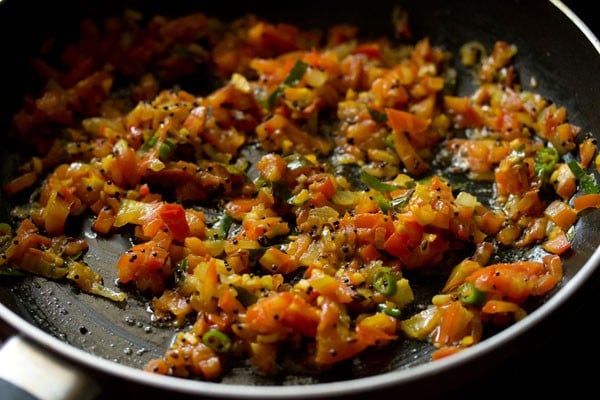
[246,292,320,337]
[0,8,592,383]
[116,237,172,294]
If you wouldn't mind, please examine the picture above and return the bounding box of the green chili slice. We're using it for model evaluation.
[377,303,402,317]
[202,329,232,353]
[457,281,486,306]
[534,147,559,177]
[373,270,397,296]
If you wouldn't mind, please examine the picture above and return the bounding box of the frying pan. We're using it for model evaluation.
[0,0,598,399]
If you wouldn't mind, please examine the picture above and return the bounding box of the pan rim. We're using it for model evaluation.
[552,0,600,54]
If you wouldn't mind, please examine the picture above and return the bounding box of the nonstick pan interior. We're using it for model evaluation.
[0,0,599,398]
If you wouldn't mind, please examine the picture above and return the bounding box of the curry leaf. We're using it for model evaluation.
[567,160,600,194]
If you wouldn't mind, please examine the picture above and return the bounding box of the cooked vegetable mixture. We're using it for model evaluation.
[2,7,600,380]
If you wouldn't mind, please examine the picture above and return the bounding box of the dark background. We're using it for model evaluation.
[563,0,599,35]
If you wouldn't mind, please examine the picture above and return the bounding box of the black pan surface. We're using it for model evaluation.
[0,0,599,399]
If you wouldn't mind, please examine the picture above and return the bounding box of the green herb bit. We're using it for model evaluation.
[360,170,402,192]
[368,107,388,123]
[283,60,309,86]
[158,139,177,161]
[567,160,600,194]
[213,214,233,239]
[233,285,258,307]
[267,86,285,110]
[140,135,158,152]
[374,194,392,213]
[375,190,412,213]
[0,222,13,249]
[0,266,25,277]
[177,258,189,272]
[267,60,309,110]
[385,134,395,149]
[173,258,188,285]
[271,181,294,204]
[171,44,190,57]
[511,144,527,158]
[0,222,12,236]
[389,190,413,209]
[284,153,314,170]
[443,68,458,95]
